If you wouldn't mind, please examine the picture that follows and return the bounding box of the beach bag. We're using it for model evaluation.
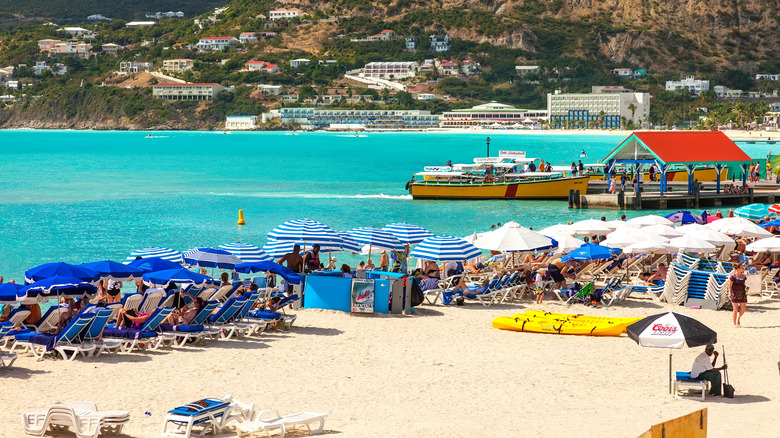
[410,278,424,307]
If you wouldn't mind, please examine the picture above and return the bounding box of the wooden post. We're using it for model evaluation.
[568,189,574,209]
[749,187,754,204]
[574,190,581,209]
[618,187,625,210]
[636,186,642,210]
[694,182,700,208]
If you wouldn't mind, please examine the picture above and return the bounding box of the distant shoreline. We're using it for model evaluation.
[0,127,775,140]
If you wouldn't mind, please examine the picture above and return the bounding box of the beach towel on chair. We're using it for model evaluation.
[103,327,157,339]
[160,324,205,333]
[28,333,57,351]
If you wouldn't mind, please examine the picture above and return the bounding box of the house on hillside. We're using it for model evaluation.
[38,39,61,53]
[125,21,156,28]
[119,61,154,74]
[429,34,450,52]
[361,61,418,79]
[50,42,93,59]
[152,83,224,100]
[269,8,303,20]
[405,36,418,50]
[239,32,257,44]
[666,75,709,94]
[197,37,238,52]
[257,31,278,39]
[290,58,310,68]
[60,27,93,38]
[162,59,193,73]
[352,30,395,42]
[247,61,279,73]
[101,43,122,56]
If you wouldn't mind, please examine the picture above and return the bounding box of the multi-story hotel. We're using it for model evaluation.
[162,59,194,73]
[152,83,224,100]
[440,102,548,128]
[547,88,650,128]
[262,108,441,130]
[360,62,418,79]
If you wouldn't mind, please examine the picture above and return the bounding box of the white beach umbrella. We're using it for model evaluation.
[626,215,674,227]
[546,233,584,255]
[538,224,575,236]
[623,241,678,254]
[745,237,780,253]
[706,217,753,233]
[687,229,735,247]
[677,223,708,234]
[605,228,669,248]
[462,231,488,244]
[718,222,772,238]
[604,220,637,231]
[668,235,717,253]
[641,225,683,239]
[601,235,641,249]
[474,222,557,252]
[570,219,611,237]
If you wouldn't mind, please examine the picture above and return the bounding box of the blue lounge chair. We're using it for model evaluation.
[159,301,219,347]
[223,292,261,337]
[0,321,18,366]
[103,307,173,352]
[674,372,709,400]
[12,314,95,361]
[206,297,247,339]
[162,397,240,438]
[81,308,124,356]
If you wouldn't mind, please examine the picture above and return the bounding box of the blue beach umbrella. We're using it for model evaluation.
[759,218,780,228]
[267,219,344,247]
[142,268,217,287]
[382,222,434,245]
[127,257,182,273]
[25,262,100,284]
[410,235,483,261]
[218,242,272,263]
[665,210,703,225]
[234,261,303,284]
[561,243,620,262]
[17,276,97,302]
[79,260,144,281]
[733,203,770,221]
[347,227,405,251]
[0,283,24,304]
[183,247,242,269]
[123,247,183,264]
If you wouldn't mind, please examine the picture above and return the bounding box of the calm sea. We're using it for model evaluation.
[0,130,772,281]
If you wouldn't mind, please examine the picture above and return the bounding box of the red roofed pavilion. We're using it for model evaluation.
[603,131,753,193]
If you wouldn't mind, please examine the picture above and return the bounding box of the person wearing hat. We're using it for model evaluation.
[691,344,728,396]
[326,257,337,271]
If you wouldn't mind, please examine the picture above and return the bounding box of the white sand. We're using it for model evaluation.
[2,296,779,437]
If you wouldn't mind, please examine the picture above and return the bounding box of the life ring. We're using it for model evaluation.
[405,179,414,191]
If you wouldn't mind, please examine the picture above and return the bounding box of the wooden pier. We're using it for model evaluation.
[571,181,780,211]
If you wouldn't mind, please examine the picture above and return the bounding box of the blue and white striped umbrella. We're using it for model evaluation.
[17,276,97,302]
[218,242,272,263]
[267,219,344,246]
[183,247,242,269]
[123,247,183,264]
[347,227,405,251]
[409,235,483,261]
[336,232,361,253]
[383,222,433,245]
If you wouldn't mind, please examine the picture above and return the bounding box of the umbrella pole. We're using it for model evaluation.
[669,350,673,394]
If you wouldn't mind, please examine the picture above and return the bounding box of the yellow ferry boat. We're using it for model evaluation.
[406,153,589,200]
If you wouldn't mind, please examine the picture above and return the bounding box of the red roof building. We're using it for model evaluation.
[604,131,753,193]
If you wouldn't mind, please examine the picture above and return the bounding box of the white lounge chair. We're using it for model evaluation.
[236,410,328,438]
[22,401,130,438]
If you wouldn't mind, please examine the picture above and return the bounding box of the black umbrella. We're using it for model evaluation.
[626,312,718,393]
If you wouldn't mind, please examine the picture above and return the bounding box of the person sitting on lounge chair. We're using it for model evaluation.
[115,308,152,329]
[645,263,668,285]
[442,277,493,304]
[164,294,204,326]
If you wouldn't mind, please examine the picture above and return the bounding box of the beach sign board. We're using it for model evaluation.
[350,278,375,313]
[499,150,526,158]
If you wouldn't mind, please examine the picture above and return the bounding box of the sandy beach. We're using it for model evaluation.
[429,127,778,141]
[2,294,779,437]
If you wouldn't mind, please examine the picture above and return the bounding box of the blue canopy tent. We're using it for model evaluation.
[561,243,620,261]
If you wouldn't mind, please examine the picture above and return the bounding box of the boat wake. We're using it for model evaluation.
[207,192,411,200]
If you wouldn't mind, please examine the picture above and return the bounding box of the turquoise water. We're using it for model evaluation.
[0,130,773,282]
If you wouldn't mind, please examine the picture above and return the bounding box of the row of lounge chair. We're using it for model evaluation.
[1,288,299,363]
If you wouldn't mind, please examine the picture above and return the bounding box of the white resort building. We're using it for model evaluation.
[269,9,303,20]
[262,108,441,130]
[440,102,547,128]
[196,37,238,52]
[360,62,418,79]
[225,115,258,130]
[118,61,153,74]
[665,76,710,94]
[546,88,650,128]
[152,83,224,100]
[162,59,193,73]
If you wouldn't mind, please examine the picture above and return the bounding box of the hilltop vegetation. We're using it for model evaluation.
[0,0,777,129]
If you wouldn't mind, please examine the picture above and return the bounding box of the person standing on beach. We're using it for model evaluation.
[608,175,616,194]
[691,344,727,396]
[728,264,748,326]
[303,244,321,272]
[380,250,389,271]
[278,244,303,273]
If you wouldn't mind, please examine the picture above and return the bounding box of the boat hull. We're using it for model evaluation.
[410,176,589,200]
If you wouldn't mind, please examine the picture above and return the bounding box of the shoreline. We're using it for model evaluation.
[0,127,775,139]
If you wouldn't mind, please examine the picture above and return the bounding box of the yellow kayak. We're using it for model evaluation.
[492,316,625,336]
[514,311,640,333]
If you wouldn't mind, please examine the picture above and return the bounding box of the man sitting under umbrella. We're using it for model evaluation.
[691,344,728,397]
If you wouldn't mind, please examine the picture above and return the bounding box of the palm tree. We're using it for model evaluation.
[732,102,748,128]
[598,110,606,127]
[627,103,637,122]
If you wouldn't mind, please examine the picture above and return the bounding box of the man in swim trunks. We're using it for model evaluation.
[278,244,303,273]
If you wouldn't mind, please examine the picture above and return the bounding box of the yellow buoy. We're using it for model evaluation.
[237,209,246,225]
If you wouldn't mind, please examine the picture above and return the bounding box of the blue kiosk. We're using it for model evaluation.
[303,271,409,314]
